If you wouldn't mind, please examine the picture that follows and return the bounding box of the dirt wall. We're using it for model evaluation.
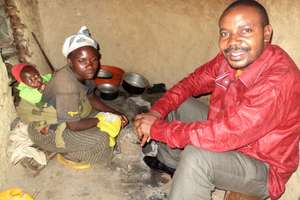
[36,0,300,87]
[11,1,300,199]
[13,0,49,74]
[0,56,16,187]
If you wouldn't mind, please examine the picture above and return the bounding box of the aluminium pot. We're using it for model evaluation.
[97,69,113,79]
[122,72,149,94]
[97,83,119,100]
[94,65,125,86]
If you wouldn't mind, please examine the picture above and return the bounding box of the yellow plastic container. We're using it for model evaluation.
[0,188,34,200]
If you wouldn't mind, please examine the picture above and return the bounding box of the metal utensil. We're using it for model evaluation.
[122,72,150,94]
[97,83,119,100]
[97,69,113,79]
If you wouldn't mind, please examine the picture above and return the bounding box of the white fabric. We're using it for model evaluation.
[98,112,121,123]
[8,121,47,165]
[62,26,98,57]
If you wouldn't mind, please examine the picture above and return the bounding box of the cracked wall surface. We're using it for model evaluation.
[1,1,299,199]
[6,0,50,73]
[0,56,16,187]
[36,0,300,87]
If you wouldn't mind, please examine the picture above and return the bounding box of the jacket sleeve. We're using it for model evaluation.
[150,80,285,151]
[150,53,222,118]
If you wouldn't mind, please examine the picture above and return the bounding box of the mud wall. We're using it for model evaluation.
[7,1,300,199]
[36,1,300,199]
[36,0,300,87]
[0,1,46,186]
[11,0,49,74]
[0,56,16,187]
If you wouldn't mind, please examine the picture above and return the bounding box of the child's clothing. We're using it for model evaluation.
[16,74,52,104]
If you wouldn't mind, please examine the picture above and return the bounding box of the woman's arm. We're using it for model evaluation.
[88,93,121,114]
[66,117,98,131]
[88,93,129,126]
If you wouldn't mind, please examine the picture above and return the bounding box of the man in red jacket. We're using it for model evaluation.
[134,0,300,199]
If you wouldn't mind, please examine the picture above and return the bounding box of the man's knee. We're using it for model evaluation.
[174,145,215,197]
[181,145,199,160]
[180,145,211,169]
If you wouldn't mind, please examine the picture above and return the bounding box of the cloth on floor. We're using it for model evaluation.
[96,112,122,147]
[8,120,47,166]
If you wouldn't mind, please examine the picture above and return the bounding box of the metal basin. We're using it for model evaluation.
[97,69,113,79]
[122,72,149,94]
[97,83,119,100]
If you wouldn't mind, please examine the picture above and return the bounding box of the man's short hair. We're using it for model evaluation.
[220,0,270,26]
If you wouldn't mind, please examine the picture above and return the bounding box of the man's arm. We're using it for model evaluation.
[134,111,162,146]
[150,82,285,151]
[150,53,221,118]
[134,53,222,145]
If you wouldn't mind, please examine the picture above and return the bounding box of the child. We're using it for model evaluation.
[11,64,52,104]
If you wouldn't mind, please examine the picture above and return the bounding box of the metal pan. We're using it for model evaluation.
[97,69,113,79]
[97,83,119,100]
[122,72,149,94]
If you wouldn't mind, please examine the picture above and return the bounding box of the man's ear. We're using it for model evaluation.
[263,24,273,43]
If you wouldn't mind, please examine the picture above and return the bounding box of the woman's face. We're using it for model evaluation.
[68,46,100,80]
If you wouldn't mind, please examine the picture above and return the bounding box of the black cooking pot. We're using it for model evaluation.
[122,72,149,94]
[97,83,119,100]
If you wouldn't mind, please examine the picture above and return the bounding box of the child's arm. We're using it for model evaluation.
[17,83,42,104]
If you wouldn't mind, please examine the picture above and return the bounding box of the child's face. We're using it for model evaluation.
[21,66,43,89]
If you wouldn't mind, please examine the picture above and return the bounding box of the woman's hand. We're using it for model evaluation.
[120,114,129,127]
[39,126,49,135]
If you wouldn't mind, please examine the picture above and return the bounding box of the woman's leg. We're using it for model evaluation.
[28,124,111,163]
[61,127,112,163]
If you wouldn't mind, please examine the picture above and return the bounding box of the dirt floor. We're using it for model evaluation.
[4,125,171,200]
[3,92,225,200]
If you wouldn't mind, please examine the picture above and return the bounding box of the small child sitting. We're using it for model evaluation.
[11,63,52,104]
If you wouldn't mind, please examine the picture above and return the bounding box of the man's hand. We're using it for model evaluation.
[133,111,161,146]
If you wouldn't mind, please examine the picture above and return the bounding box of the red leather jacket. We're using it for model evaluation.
[150,45,300,199]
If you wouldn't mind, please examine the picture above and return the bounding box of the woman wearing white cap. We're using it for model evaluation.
[26,26,128,166]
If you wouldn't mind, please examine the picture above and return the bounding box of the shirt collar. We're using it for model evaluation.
[237,44,274,88]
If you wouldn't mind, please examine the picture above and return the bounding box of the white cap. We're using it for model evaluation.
[62,26,98,57]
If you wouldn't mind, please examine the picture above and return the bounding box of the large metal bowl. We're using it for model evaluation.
[97,83,119,100]
[97,69,113,79]
[122,72,149,94]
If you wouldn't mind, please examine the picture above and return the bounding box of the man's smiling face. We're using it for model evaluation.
[218,5,272,69]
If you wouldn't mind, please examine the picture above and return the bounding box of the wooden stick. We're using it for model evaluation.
[31,32,55,72]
